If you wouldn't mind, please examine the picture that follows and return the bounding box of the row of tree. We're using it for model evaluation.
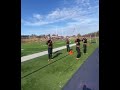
[81,31,99,37]
[21,31,99,39]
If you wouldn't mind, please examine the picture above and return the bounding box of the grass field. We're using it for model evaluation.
[21,37,98,57]
[21,39,75,56]
[21,39,99,90]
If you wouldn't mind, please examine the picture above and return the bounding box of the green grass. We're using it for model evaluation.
[21,40,99,90]
[21,39,75,57]
[21,38,98,57]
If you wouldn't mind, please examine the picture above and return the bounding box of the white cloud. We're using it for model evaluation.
[33,14,43,20]
[75,0,83,4]
[46,9,61,20]
[75,0,90,7]
[46,17,98,36]
[22,6,95,26]
[47,8,74,22]
[22,0,99,35]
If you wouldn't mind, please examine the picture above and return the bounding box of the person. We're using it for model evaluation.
[82,37,87,54]
[75,36,81,60]
[46,37,53,61]
[66,37,70,52]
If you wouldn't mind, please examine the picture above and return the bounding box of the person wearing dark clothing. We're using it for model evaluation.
[75,37,81,60]
[66,37,70,52]
[82,37,87,54]
[46,37,53,61]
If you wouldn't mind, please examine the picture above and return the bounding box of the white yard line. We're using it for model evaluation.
[21,44,76,62]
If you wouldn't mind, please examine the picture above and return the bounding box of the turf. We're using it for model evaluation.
[21,39,99,90]
[21,39,75,56]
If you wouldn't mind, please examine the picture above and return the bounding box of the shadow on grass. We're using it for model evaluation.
[91,41,96,43]
[53,52,62,59]
[53,50,60,54]
[21,54,68,79]
[21,48,82,79]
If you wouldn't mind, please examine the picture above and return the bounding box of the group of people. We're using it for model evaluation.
[46,36,87,61]
[75,36,87,60]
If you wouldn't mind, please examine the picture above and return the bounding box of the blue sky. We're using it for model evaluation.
[21,0,99,36]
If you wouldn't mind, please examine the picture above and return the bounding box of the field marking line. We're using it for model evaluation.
[21,44,76,62]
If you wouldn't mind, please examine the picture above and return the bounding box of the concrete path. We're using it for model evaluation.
[21,44,76,62]
[62,48,99,90]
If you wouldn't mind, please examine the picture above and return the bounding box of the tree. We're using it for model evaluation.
[48,34,50,37]
[77,33,81,37]
[52,34,56,36]
[96,31,99,36]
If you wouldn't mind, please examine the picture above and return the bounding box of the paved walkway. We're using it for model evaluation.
[21,44,76,62]
[62,48,99,90]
